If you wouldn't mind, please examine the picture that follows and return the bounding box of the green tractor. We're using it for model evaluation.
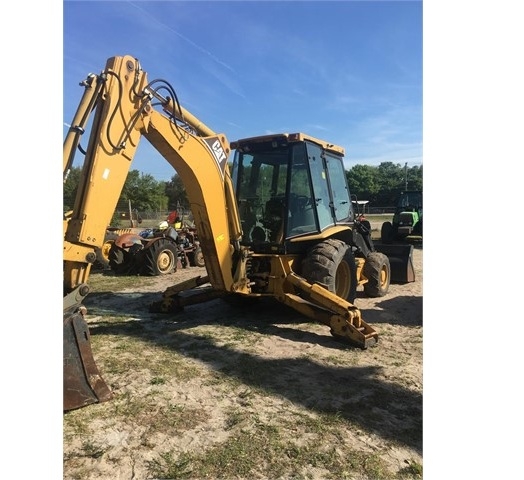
[381,190,422,243]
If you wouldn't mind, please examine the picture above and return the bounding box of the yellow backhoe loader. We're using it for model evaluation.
[63,55,415,411]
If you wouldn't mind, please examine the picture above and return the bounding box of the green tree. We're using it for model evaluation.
[64,167,169,213]
[63,166,82,212]
[346,164,380,200]
[376,162,405,191]
[121,170,168,211]
[164,173,189,210]
[347,162,422,206]
[406,164,423,191]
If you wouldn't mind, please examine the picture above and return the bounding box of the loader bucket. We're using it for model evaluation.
[64,308,112,411]
[374,243,416,283]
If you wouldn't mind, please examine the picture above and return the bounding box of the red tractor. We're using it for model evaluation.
[107,222,204,276]
[95,211,205,276]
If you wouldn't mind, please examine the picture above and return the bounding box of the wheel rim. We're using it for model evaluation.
[196,251,204,266]
[380,264,389,288]
[101,241,114,263]
[335,260,351,300]
[156,249,175,273]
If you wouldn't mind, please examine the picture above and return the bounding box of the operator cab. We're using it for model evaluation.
[397,191,423,212]
[231,133,354,253]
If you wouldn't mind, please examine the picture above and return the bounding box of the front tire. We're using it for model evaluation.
[363,252,390,297]
[190,247,205,267]
[95,232,118,269]
[301,239,357,304]
[381,221,393,243]
[414,220,423,237]
[108,243,132,274]
[141,238,178,276]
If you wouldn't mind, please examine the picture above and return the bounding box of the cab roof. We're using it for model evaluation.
[231,132,345,156]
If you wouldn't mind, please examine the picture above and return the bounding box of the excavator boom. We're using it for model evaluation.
[63,55,244,410]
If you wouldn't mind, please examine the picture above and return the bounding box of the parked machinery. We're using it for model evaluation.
[63,55,415,411]
[381,191,423,243]
[104,222,204,275]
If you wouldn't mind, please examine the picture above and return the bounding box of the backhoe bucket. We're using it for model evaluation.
[64,308,112,411]
[374,243,416,283]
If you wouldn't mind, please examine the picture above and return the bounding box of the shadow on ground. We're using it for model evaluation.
[85,293,422,454]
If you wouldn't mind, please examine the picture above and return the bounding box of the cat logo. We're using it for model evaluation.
[204,137,228,174]
[211,139,226,163]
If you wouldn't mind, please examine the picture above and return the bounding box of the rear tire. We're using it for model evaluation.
[363,252,391,297]
[301,238,357,304]
[141,238,178,276]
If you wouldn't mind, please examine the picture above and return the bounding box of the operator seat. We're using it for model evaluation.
[264,197,285,243]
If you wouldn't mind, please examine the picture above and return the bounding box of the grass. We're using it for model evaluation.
[145,410,418,480]
[361,214,391,221]
[86,270,157,290]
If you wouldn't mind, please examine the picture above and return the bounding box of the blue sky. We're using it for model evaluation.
[63,0,422,181]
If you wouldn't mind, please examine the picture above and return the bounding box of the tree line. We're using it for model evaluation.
[346,162,422,206]
[63,161,422,214]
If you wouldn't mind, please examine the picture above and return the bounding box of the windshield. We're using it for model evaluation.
[231,139,353,247]
[398,192,423,209]
[232,146,290,244]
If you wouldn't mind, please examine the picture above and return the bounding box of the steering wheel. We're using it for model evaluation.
[290,193,311,210]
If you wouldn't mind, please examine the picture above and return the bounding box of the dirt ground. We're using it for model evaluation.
[64,244,422,479]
